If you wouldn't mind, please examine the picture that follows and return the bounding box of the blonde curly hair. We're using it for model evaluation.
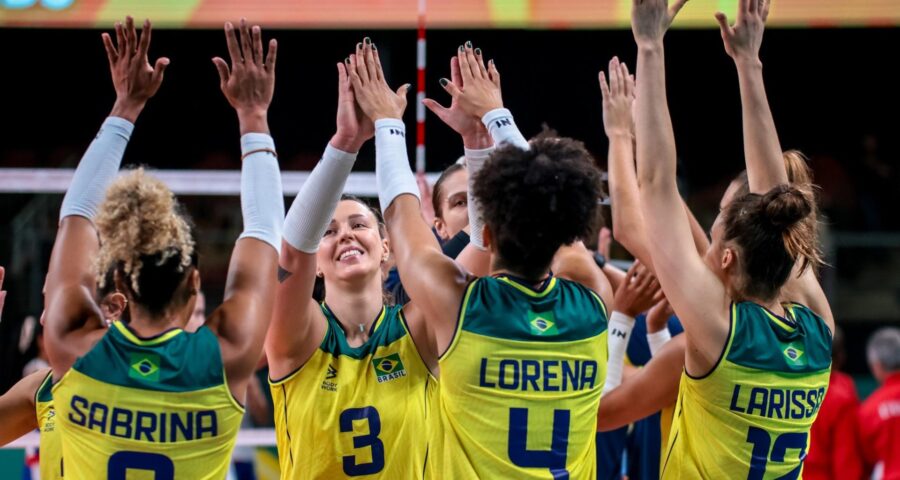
[94,168,195,297]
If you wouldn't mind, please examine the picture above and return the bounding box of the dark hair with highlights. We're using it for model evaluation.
[473,136,604,279]
[723,184,822,301]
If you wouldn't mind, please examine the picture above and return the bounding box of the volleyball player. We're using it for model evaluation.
[43,17,284,478]
[349,39,611,478]
[265,38,437,478]
[630,0,834,478]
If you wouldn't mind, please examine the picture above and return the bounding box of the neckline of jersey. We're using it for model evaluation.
[493,272,557,297]
[113,320,184,346]
[321,302,387,342]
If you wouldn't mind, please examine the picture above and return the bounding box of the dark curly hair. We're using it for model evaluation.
[472,136,604,280]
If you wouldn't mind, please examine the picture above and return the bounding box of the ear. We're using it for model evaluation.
[103,292,128,322]
[381,237,391,263]
[721,247,736,272]
[433,217,450,241]
[113,270,131,300]
[190,269,201,293]
[482,224,494,252]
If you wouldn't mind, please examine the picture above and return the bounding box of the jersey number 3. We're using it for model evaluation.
[508,407,570,479]
[340,406,386,476]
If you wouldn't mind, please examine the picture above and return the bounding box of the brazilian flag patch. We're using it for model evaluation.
[528,310,558,336]
[129,353,161,382]
[372,353,407,383]
[783,343,806,366]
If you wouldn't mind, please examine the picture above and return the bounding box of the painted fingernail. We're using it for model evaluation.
[465,40,473,48]
[439,78,449,87]
[475,48,482,56]
[344,57,350,65]
[364,37,372,45]
[357,42,362,50]
[489,59,495,66]
[372,44,377,51]
[458,45,464,52]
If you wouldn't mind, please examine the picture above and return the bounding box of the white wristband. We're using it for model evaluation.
[238,133,284,254]
[481,108,529,151]
[282,144,357,253]
[647,328,672,357]
[463,146,494,250]
[374,119,419,212]
[602,311,636,394]
[60,116,134,222]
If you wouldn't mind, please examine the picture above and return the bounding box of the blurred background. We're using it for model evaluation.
[1,0,898,477]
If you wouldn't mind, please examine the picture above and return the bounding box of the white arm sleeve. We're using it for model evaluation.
[238,133,285,254]
[374,119,419,212]
[282,144,357,253]
[59,116,134,221]
[647,328,672,357]
[481,108,529,150]
[463,146,494,250]
[602,311,636,394]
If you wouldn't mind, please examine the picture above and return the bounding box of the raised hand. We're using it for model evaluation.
[423,55,491,149]
[440,42,503,119]
[715,0,770,63]
[646,297,674,334]
[348,38,410,121]
[599,57,635,138]
[631,0,689,47]
[213,19,277,134]
[613,260,664,317]
[331,61,375,152]
[101,17,169,122]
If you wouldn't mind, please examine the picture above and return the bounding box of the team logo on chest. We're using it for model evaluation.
[372,353,407,383]
[321,364,338,392]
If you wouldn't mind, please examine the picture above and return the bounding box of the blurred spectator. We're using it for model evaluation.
[805,326,864,480]
[859,327,900,479]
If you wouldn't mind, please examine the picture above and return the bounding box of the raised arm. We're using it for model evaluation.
[349,40,469,360]
[206,20,284,393]
[716,0,786,191]
[599,58,708,269]
[632,0,730,375]
[716,1,832,328]
[266,58,374,379]
[44,17,167,377]
[424,52,495,275]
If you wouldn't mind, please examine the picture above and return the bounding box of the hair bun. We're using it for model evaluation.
[762,185,812,230]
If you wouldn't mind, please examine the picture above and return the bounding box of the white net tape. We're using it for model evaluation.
[0,168,441,196]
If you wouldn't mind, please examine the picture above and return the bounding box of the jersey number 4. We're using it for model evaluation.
[746,426,808,480]
[340,406,386,476]
[508,407,571,480]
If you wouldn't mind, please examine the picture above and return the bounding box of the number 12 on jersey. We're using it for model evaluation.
[746,426,808,480]
[507,407,571,479]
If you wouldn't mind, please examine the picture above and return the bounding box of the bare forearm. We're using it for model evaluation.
[635,44,677,188]
[736,59,786,192]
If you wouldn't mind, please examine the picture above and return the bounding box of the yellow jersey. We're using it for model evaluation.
[661,302,832,479]
[436,275,609,479]
[53,321,244,479]
[36,370,63,479]
[270,304,432,479]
